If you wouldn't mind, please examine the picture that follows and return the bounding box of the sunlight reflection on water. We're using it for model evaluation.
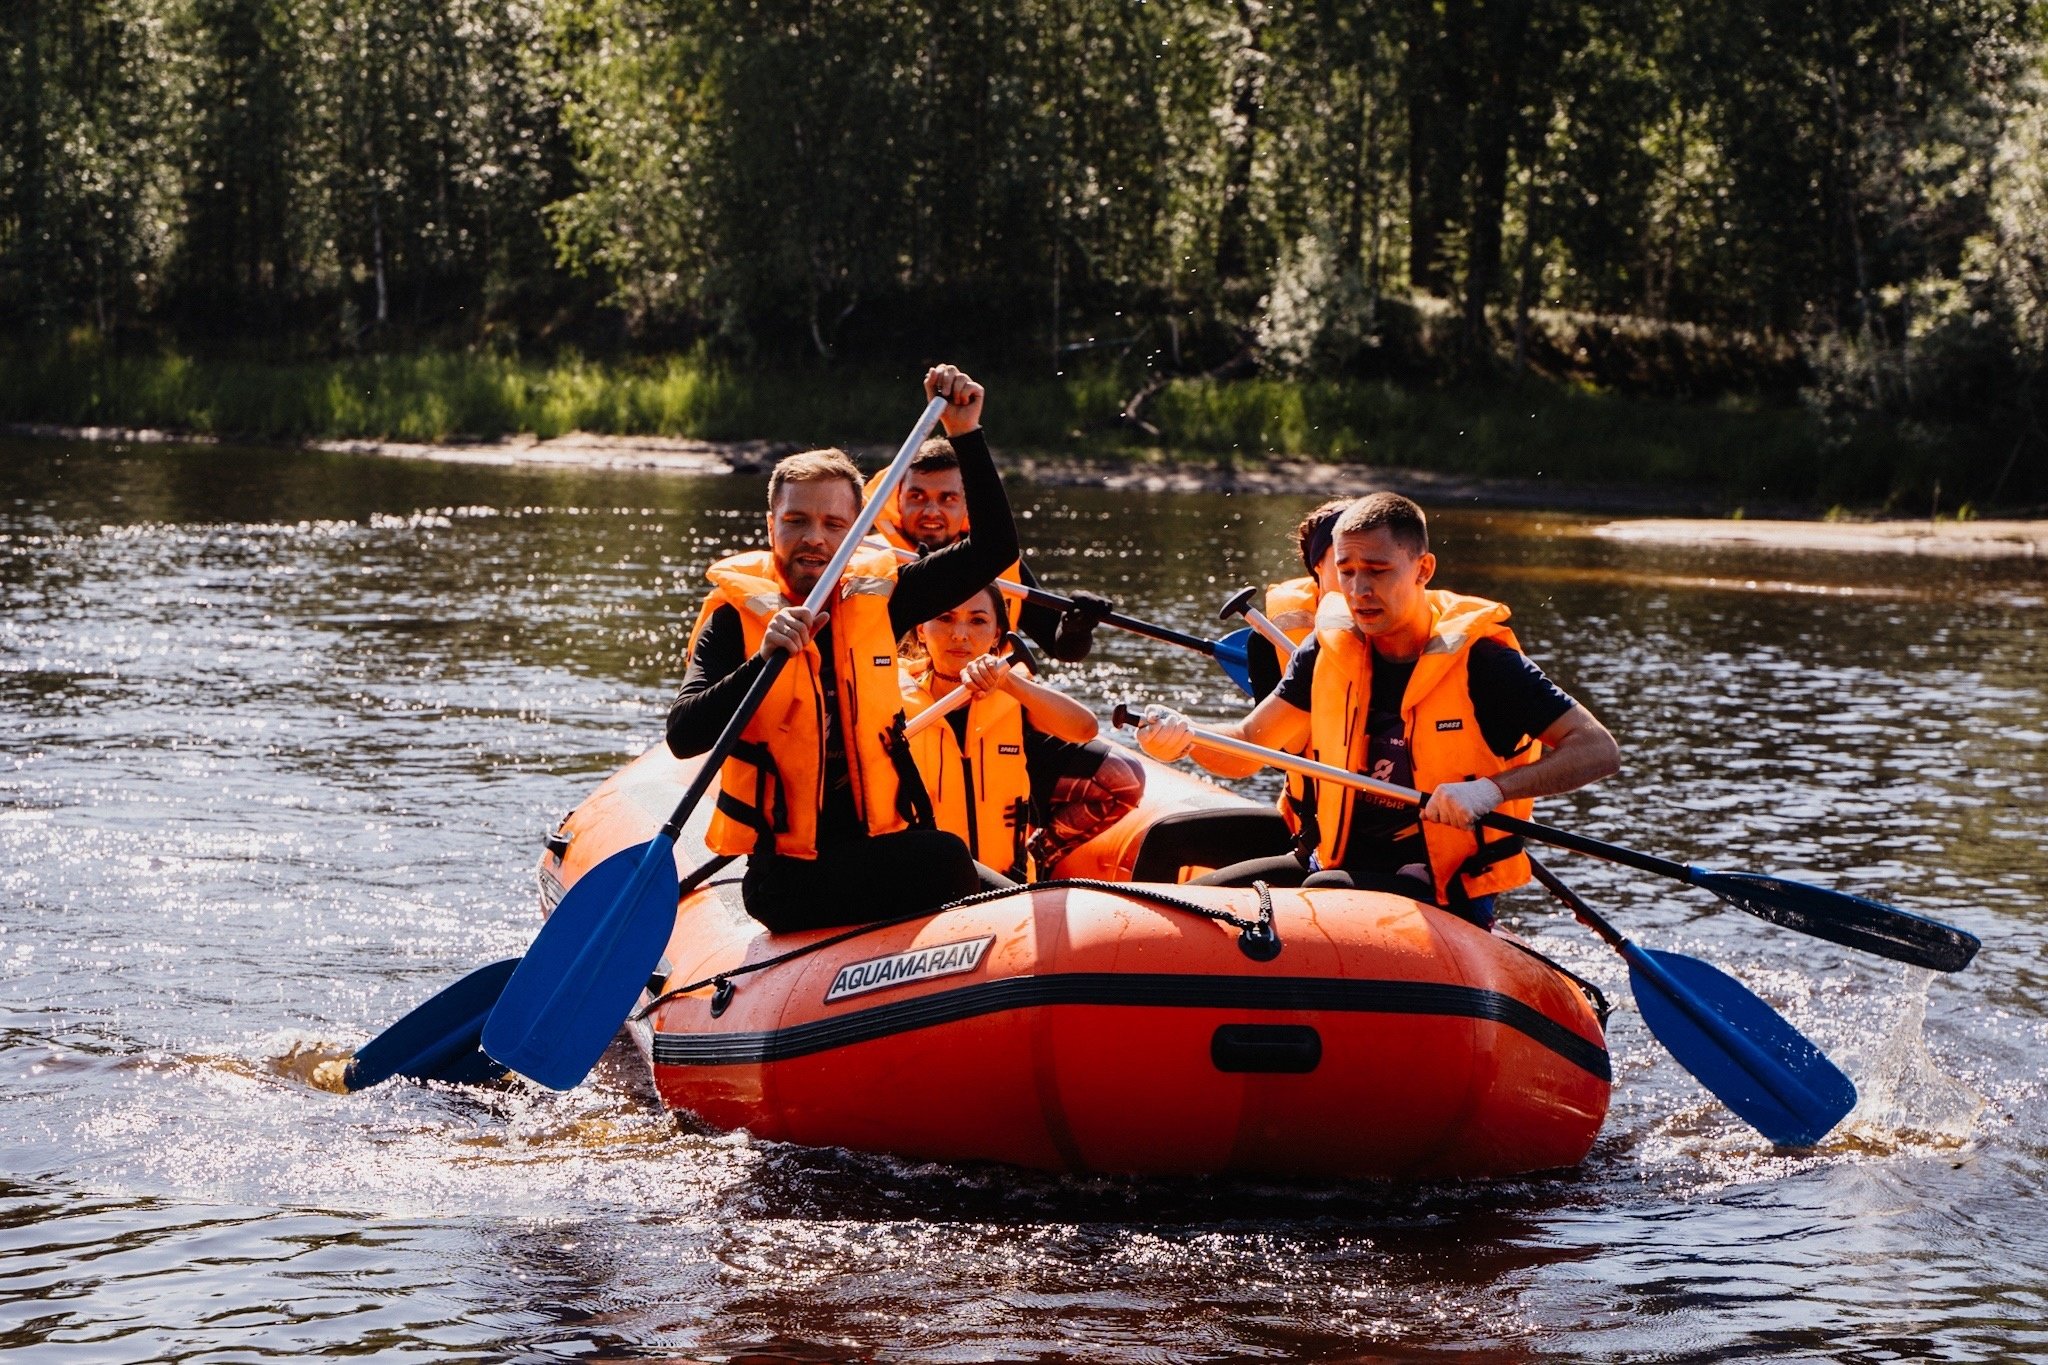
[2,436,2044,1361]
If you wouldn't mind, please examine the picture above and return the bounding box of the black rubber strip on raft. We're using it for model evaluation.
[649,973,1611,1081]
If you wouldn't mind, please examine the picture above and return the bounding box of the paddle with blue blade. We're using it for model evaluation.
[481,393,953,1091]
[1527,854,1856,1147]
[1107,705,1978,974]
[343,957,518,1091]
[342,851,741,1091]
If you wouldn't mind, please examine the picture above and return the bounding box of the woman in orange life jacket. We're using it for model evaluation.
[1134,492,1621,931]
[902,583,1144,882]
[865,438,1117,662]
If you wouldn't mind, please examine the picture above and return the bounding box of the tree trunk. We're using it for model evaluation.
[1213,0,1268,282]
[1461,0,1533,370]
[1402,0,1473,297]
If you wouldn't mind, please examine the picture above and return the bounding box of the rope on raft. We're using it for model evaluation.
[633,877,1279,1020]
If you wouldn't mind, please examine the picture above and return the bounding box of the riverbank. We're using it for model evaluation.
[18,419,2048,558]
[1594,517,2048,559]
[3,345,2021,511]
[0,419,1759,516]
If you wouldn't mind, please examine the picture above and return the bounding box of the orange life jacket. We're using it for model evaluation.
[1307,590,1541,904]
[899,666,1032,878]
[1263,575,1321,644]
[690,548,914,859]
[1264,575,1322,841]
[862,468,1023,586]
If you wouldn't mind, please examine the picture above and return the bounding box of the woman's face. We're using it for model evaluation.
[917,591,1002,679]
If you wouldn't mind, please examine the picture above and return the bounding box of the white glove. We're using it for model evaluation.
[1422,777,1504,831]
[1134,704,1195,763]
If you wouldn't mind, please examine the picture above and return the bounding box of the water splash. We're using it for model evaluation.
[1840,968,1986,1151]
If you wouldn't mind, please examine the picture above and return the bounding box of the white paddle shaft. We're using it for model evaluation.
[1242,606,1297,656]
[795,395,950,617]
[902,664,1026,739]
[1115,706,1425,810]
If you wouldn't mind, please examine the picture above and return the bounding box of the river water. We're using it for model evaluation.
[2,435,2044,1362]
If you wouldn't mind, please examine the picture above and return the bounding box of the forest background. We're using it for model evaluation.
[5,0,2047,510]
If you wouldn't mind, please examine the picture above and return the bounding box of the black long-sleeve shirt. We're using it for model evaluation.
[665,428,1019,841]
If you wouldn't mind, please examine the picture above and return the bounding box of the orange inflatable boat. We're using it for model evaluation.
[537,743,1611,1180]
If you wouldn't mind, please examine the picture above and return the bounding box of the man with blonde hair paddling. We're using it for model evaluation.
[1134,492,1620,928]
[666,366,1020,931]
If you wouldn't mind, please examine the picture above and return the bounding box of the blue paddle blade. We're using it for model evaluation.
[1625,944,1857,1147]
[345,957,519,1091]
[481,838,683,1090]
[1213,626,1256,697]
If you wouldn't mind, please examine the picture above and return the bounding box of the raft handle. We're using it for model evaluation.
[1211,1024,1321,1074]
[709,978,735,1018]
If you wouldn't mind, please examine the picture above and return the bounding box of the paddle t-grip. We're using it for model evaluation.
[1219,584,1299,657]
[1111,702,1137,730]
[1218,585,1258,623]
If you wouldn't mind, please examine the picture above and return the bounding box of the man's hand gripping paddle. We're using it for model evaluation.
[477,395,953,1090]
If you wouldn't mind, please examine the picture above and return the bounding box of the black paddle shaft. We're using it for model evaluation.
[1000,578,1222,658]
[1482,810,1689,882]
[1485,808,1979,972]
[1525,852,1626,951]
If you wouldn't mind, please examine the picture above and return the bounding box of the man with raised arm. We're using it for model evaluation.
[865,438,1115,662]
[1134,492,1620,929]
[665,366,1020,932]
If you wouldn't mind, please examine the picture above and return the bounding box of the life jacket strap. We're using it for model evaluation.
[882,713,937,831]
[1448,827,1525,905]
[1005,795,1031,882]
[715,790,775,839]
[1289,778,1320,864]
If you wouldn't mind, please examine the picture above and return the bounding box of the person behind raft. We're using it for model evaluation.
[1244,496,1352,699]
[1248,496,1353,846]
[865,438,1114,661]
[665,366,1018,933]
[1133,492,1620,930]
[903,583,1144,882]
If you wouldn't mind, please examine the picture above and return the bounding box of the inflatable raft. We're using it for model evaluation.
[537,743,1612,1180]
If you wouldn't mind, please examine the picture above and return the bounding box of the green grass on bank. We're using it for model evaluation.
[0,345,1991,509]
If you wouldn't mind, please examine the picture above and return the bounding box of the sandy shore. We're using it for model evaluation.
[1592,517,2046,559]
